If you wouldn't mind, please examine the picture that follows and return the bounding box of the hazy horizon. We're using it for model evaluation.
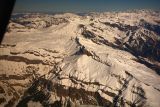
[13,0,160,13]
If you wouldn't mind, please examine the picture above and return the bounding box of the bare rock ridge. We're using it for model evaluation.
[0,10,160,107]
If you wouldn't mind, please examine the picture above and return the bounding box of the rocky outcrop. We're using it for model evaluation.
[139,19,160,35]
[121,28,160,61]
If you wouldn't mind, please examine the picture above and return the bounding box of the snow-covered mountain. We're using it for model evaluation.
[0,10,160,107]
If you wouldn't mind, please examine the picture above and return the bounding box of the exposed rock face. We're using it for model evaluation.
[118,28,160,61]
[0,10,160,107]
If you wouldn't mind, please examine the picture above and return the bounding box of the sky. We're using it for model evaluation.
[13,0,160,13]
